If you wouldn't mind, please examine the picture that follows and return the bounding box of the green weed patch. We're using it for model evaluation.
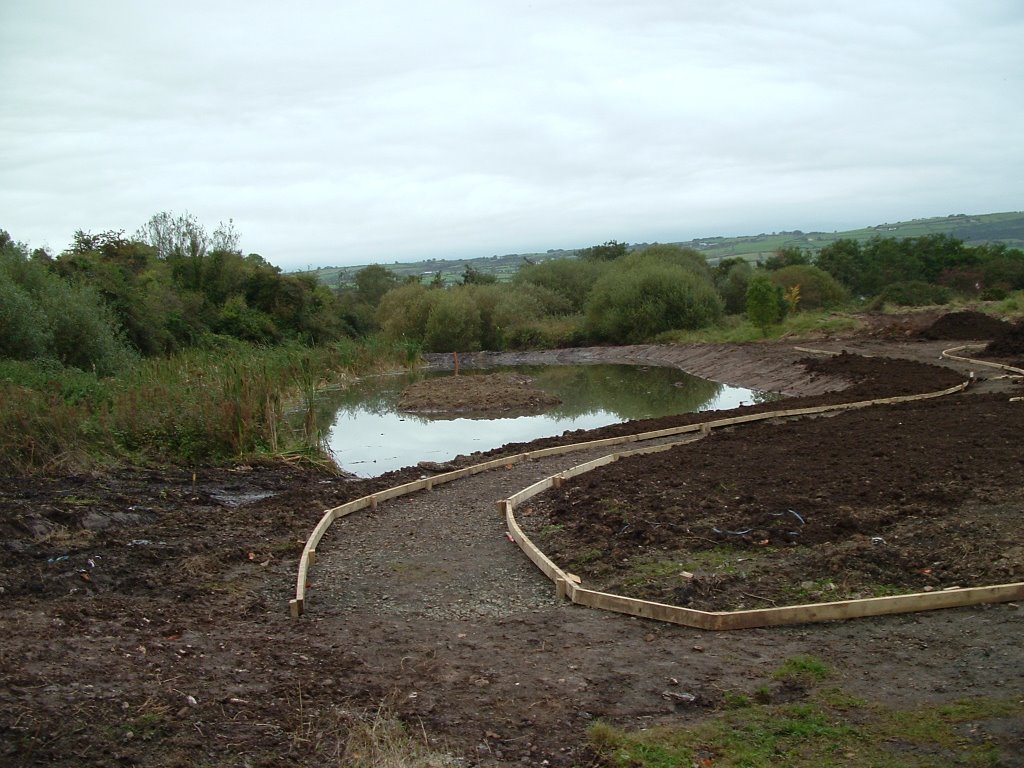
[587,688,1022,768]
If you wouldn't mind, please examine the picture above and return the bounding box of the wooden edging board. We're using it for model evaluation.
[942,344,1024,376]
[290,355,974,619]
[500,369,1024,629]
[501,427,1024,629]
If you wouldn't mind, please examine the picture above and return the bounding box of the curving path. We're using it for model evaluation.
[309,433,698,621]
[300,340,1022,621]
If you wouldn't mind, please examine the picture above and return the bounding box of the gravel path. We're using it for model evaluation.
[311,436,695,620]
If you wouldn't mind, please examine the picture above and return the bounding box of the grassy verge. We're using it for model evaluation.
[587,655,1022,767]
[0,336,416,473]
[656,311,866,344]
[657,294,1023,345]
[988,289,1024,318]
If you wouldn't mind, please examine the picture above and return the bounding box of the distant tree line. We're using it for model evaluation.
[372,232,1024,348]
[4,217,1023,374]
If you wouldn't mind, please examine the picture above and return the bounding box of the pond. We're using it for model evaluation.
[311,364,765,477]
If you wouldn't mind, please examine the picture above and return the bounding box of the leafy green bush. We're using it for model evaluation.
[585,261,723,343]
[215,294,281,343]
[36,279,139,375]
[380,281,574,351]
[981,254,1024,292]
[763,245,810,270]
[746,274,787,335]
[483,283,571,349]
[1,244,138,375]
[867,281,951,309]
[623,243,713,280]
[0,279,52,360]
[514,258,607,313]
[377,283,439,343]
[423,289,482,351]
[715,259,754,315]
[768,265,848,310]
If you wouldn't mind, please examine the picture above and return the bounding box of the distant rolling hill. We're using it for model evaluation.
[296,210,1024,286]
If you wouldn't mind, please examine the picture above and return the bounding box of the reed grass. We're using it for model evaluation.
[0,337,416,474]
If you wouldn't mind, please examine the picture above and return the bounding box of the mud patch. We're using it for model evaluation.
[1,342,1021,767]
[398,371,561,415]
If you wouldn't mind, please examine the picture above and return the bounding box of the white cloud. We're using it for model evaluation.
[1,0,1021,269]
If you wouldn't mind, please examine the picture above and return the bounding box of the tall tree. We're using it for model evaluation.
[354,264,400,304]
[577,240,628,262]
[746,275,786,336]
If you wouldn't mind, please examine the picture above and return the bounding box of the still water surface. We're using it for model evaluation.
[319,364,761,477]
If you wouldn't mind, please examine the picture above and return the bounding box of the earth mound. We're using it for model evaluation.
[397,372,561,414]
[526,392,1024,613]
[983,319,1024,358]
[801,350,965,397]
[917,310,1009,340]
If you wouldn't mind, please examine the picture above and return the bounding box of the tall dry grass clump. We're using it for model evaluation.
[0,338,414,474]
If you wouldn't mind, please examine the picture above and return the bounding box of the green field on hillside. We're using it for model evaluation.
[299,211,1024,286]
[690,211,1024,266]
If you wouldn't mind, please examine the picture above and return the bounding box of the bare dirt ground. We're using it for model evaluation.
[525,391,1024,612]
[2,312,1023,766]
[398,372,561,416]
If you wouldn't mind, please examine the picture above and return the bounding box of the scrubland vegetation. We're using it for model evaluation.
[0,216,411,472]
[2,214,1023,473]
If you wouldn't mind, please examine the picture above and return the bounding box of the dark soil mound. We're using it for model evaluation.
[800,351,964,397]
[527,393,1024,612]
[917,310,1009,340]
[983,319,1024,357]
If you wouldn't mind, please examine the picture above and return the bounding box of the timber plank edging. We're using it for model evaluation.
[502,442,1024,629]
[942,344,1024,376]
[502,373,1024,628]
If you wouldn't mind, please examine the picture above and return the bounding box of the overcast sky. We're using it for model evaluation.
[2,1,1021,271]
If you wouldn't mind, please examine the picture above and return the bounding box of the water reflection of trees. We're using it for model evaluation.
[528,364,722,420]
[309,364,724,427]
[306,371,431,425]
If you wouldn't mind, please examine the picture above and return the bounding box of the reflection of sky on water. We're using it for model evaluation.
[327,377,755,477]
